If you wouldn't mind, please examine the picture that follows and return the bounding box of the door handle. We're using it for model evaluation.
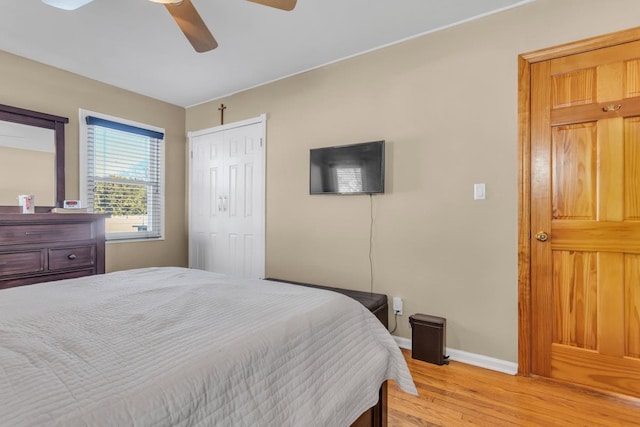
[535,231,549,242]
[218,196,223,212]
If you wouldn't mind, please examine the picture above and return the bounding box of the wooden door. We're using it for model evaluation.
[189,116,266,278]
[529,39,640,397]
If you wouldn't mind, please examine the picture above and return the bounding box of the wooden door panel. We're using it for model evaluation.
[597,252,624,357]
[551,343,640,397]
[552,250,598,350]
[552,221,640,253]
[598,118,624,221]
[624,255,640,358]
[597,63,624,102]
[626,59,640,98]
[552,124,596,219]
[551,69,595,108]
[625,117,640,218]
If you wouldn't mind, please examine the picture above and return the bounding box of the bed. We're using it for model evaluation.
[0,267,416,426]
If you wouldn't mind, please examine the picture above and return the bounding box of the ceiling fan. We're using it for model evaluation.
[41,0,297,53]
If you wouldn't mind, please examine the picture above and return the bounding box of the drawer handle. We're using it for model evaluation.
[67,254,77,260]
[602,104,622,112]
[25,231,59,236]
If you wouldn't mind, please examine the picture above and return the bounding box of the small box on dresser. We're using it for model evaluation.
[0,212,108,289]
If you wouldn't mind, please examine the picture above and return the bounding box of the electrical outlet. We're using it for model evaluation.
[392,296,403,315]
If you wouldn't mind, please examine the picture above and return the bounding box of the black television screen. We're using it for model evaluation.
[310,140,385,195]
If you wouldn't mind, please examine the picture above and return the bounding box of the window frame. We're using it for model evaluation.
[79,109,165,243]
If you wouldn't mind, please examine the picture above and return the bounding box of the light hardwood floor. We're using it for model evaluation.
[388,349,640,426]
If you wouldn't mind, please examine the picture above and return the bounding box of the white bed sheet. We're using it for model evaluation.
[0,267,416,426]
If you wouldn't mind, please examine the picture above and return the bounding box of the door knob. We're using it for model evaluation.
[535,231,549,242]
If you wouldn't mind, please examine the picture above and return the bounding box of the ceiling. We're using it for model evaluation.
[0,0,532,107]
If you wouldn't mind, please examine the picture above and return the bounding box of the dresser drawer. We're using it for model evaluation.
[49,246,95,271]
[0,223,94,245]
[0,268,96,290]
[0,250,44,276]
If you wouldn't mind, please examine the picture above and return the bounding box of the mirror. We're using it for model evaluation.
[0,104,68,208]
[0,122,55,205]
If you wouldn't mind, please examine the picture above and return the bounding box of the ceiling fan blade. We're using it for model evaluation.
[246,0,297,11]
[165,0,218,53]
[42,0,94,10]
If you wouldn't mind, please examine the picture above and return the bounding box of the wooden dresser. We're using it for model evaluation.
[0,213,107,289]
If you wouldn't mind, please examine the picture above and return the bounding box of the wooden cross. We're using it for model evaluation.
[218,103,227,125]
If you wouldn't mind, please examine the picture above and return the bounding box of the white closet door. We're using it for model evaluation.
[189,116,265,278]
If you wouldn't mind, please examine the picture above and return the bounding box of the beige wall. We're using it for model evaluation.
[0,51,188,271]
[0,147,54,205]
[186,0,640,362]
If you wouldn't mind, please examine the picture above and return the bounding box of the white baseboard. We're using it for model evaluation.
[393,336,518,376]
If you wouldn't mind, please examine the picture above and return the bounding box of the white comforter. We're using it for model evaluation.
[0,267,416,427]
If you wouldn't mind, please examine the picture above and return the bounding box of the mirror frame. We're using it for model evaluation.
[0,104,69,208]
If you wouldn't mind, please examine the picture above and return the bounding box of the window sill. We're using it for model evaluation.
[106,236,165,244]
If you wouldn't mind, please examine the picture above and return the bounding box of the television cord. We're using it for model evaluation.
[369,193,374,294]
[369,194,396,334]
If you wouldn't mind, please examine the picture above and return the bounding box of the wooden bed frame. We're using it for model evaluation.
[352,382,388,427]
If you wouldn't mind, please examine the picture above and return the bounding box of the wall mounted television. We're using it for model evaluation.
[310,140,385,195]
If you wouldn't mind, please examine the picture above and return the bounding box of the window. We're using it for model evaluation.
[80,110,164,241]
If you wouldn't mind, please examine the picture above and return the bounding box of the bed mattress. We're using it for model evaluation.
[0,267,416,426]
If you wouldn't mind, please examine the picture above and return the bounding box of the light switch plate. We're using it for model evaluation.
[474,183,486,200]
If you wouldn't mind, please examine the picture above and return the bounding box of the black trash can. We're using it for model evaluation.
[409,313,449,365]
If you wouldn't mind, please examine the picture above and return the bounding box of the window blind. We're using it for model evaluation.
[85,116,164,241]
